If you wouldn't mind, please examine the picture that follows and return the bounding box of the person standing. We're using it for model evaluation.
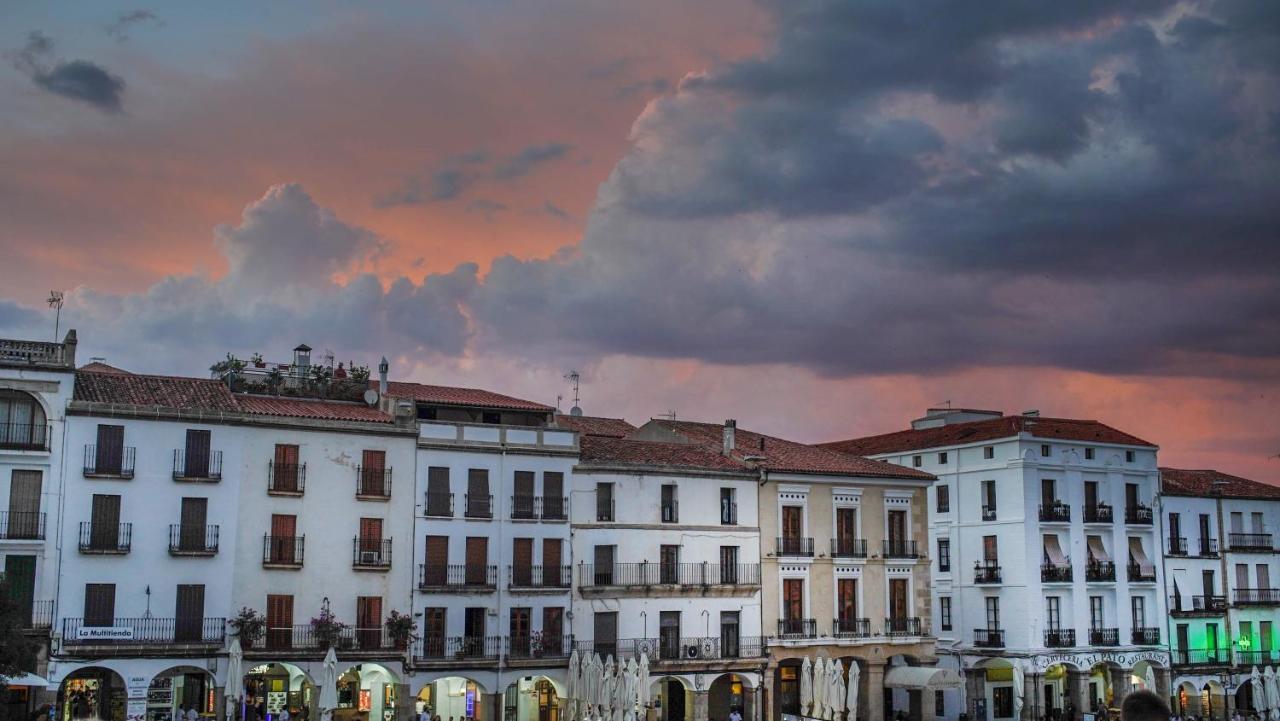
[188,705,200,721]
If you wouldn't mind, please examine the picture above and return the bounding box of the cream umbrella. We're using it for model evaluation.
[830,660,845,721]
[1011,667,1024,721]
[591,654,603,719]
[318,648,339,721]
[603,655,616,721]
[568,649,580,721]
[225,638,244,721]
[1143,666,1156,694]
[1266,666,1280,720]
[814,657,827,719]
[1250,667,1264,714]
[622,658,637,721]
[639,653,651,710]
[801,657,814,718]
[612,659,625,721]
[845,661,860,721]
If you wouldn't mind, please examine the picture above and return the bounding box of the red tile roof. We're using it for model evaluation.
[553,414,636,438]
[644,419,934,480]
[78,362,131,375]
[818,415,1155,456]
[235,395,393,423]
[579,436,754,473]
[1160,467,1280,500]
[74,370,239,410]
[381,381,552,412]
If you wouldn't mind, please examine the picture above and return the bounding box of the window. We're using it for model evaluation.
[0,390,47,448]
[596,482,614,521]
[937,539,951,572]
[1252,512,1267,533]
[985,597,1000,629]
[912,455,922,468]
[936,485,949,513]
[720,488,737,525]
[422,536,448,585]
[266,594,293,648]
[660,484,678,523]
[1131,596,1146,627]
[936,691,945,718]
[982,480,996,519]
[1085,447,1095,460]
[993,687,1013,719]
[983,535,998,564]
[84,583,116,627]
[939,597,952,631]
[174,584,206,642]
[482,411,501,425]
[1240,621,1254,652]
[938,452,948,464]
[1125,450,1135,463]
[1046,597,1061,630]
[543,607,564,646]
[1040,444,1051,457]
[983,446,994,460]
[1090,596,1104,629]
[426,467,451,516]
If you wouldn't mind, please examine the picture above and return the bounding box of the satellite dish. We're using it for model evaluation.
[363,389,380,406]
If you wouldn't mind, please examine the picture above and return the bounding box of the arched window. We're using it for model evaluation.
[0,389,48,449]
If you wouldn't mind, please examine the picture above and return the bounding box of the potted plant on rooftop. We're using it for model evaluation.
[251,352,265,368]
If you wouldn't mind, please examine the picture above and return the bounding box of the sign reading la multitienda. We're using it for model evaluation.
[74,626,135,641]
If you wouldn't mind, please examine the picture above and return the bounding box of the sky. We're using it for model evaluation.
[1,0,1278,482]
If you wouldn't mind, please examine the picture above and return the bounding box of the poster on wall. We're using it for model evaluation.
[128,698,148,721]
[268,692,287,715]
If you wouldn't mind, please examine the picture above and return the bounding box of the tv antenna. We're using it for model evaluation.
[47,290,64,341]
[660,410,677,420]
[564,371,582,416]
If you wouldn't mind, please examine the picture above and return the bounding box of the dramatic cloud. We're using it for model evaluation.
[9,31,126,112]
[495,142,574,179]
[105,10,163,41]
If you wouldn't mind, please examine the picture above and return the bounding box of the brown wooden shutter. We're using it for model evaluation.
[274,444,300,491]
[423,608,446,657]
[543,472,565,519]
[514,471,534,497]
[356,596,382,649]
[96,425,124,473]
[175,584,205,641]
[4,556,36,626]
[467,469,490,516]
[359,518,383,553]
[185,430,211,477]
[543,607,563,639]
[424,536,448,585]
[266,594,294,648]
[513,471,535,518]
[465,537,488,585]
[90,494,121,549]
[783,506,802,538]
[513,538,533,586]
[84,583,115,627]
[510,608,531,655]
[179,497,208,550]
[427,467,449,495]
[361,450,386,495]
[594,612,617,651]
[271,514,296,563]
[543,539,562,586]
[8,470,41,539]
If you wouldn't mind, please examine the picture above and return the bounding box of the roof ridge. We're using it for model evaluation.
[78,368,224,383]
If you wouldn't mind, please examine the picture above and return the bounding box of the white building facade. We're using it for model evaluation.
[823,409,1170,721]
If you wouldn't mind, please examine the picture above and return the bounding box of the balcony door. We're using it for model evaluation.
[8,470,41,539]
[594,611,617,657]
[513,471,535,518]
[838,579,858,622]
[175,584,205,642]
[90,494,121,549]
[721,611,740,657]
[4,555,36,626]
[423,608,446,657]
[184,430,211,478]
[784,578,804,628]
[513,538,533,586]
[1199,514,1213,545]
[266,594,293,649]
[889,579,908,620]
[84,583,115,627]
[357,596,382,649]
[361,450,386,495]
[270,514,297,563]
[1168,512,1181,539]
[543,607,564,653]
[465,537,489,585]
[594,545,615,585]
[888,510,907,545]
[543,539,562,586]
[274,444,300,491]
[1125,483,1139,509]
[464,607,486,645]
[660,545,680,584]
[782,506,803,541]
[1202,570,1216,599]
[1084,481,1098,509]
[543,472,565,519]
[836,507,857,551]
[510,607,531,655]
[179,497,207,551]
[659,611,680,659]
[95,424,125,474]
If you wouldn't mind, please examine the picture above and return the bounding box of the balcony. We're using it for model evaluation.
[885,617,923,637]
[414,636,503,664]
[258,625,400,653]
[262,535,304,568]
[423,492,454,518]
[172,449,222,482]
[974,629,1004,648]
[1127,563,1156,583]
[834,617,871,639]
[506,634,575,661]
[78,521,131,554]
[777,618,817,639]
[18,600,53,630]
[1169,594,1229,616]
[1039,502,1071,523]
[509,564,572,590]
[0,338,72,368]
[883,539,920,559]
[1083,502,1113,524]
[1233,588,1280,606]
[63,617,225,647]
[1228,533,1274,552]
[1090,628,1120,646]
[83,445,135,479]
[777,536,815,557]
[574,637,765,662]
[0,511,46,540]
[1172,649,1230,667]
[597,497,615,522]
[1167,536,1188,556]
[1125,504,1153,525]
[0,422,50,451]
[982,505,997,522]
[355,467,392,500]
[1085,559,1116,582]
[1044,629,1075,648]
[168,524,219,556]
[721,502,738,526]
[1041,562,1073,583]
[661,500,679,523]
[1131,627,1161,645]
[1198,537,1219,557]
[352,538,392,570]
[464,493,493,519]
[1235,650,1280,667]
[973,562,1002,584]
[267,462,305,496]
[510,495,569,521]
[577,562,761,589]
[418,563,498,590]
[831,538,868,559]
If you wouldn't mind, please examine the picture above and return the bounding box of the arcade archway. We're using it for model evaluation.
[57,667,126,721]
[417,677,488,721]
[243,662,315,721]
[651,677,690,721]
[335,663,401,721]
[708,674,753,721]
[501,676,562,721]
[149,665,217,721]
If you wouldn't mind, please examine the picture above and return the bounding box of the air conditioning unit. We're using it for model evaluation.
[685,644,701,659]
[361,551,381,564]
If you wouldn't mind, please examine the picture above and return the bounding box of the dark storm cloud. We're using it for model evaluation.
[106,10,163,42]
[374,168,470,207]
[10,31,126,113]
[494,142,573,179]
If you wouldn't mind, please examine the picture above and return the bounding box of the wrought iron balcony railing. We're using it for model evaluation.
[831,538,868,558]
[168,524,219,555]
[885,617,922,637]
[577,562,761,588]
[834,617,871,638]
[974,562,1002,584]
[1090,628,1120,646]
[414,636,503,662]
[974,629,1004,648]
[1039,502,1071,523]
[79,521,131,553]
[1233,588,1280,605]
[1044,629,1075,648]
[267,462,305,495]
[423,492,454,517]
[1228,533,1274,552]
[1085,559,1115,582]
[1167,536,1188,555]
[1083,502,1113,524]
[356,467,392,499]
[1131,627,1160,645]
[777,618,817,639]
[465,493,493,519]
[0,422,50,451]
[418,563,498,589]
[883,539,920,559]
[0,511,46,540]
[352,538,392,568]
[1125,504,1153,525]
[84,445,135,478]
[1042,562,1073,583]
[262,535,304,566]
[173,449,222,481]
[508,564,572,589]
[1127,563,1157,582]
[777,536,814,557]
[63,617,225,645]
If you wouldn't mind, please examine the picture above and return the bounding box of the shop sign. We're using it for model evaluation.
[1031,650,1169,671]
[77,626,135,641]
[127,675,151,698]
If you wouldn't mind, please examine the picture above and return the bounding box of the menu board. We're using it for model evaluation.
[268,692,288,715]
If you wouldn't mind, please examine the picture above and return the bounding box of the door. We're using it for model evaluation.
[95,424,124,473]
[836,507,857,554]
[660,544,680,584]
[888,510,907,546]
[356,596,382,649]
[1176,624,1190,663]
[7,470,42,539]
[665,679,685,721]
[266,594,293,649]
[464,608,486,655]
[84,583,115,627]
[184,429,211,478]
[889,579,908,620]
[543,607,564,655]
[513,538,533,586]
[465,537,488,585]
[426,467,451,516]
[1041,478,1056,505]
[720,546,739,584]
[359,518,383,559]
[543,472,565,519]
[783,578,804,633]
[1126,483,1139,509]
[838,579,858,623]
[175,584,205,642]
[594,545,615,585]
[90,494,121,549]
[659,611,680,659]
[1199,514,1213,548]
[510,607,531,655]
[594,612,617,657]
[179,497,208,551]
[513,471,535,518]
[4,556,36,625]
[1202,570,1216,601]
[274,444,300,491]
[1169,512,1182,540]
[542,538,562,587]
[1084,481,1098,508]
[424,536,448,584]
[782,506,803,554]
[270,514,297,563]
[361,450,386,495]
[467,469,490,517]
[720,611,740,657]
[422,608,446,657]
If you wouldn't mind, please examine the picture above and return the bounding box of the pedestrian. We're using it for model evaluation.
[730,708,742,721]
[1122,691,1171,721]
[189,705,201,721]
[278,707,289,721]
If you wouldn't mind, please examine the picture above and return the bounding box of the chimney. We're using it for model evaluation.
[1022,409,1040,417]
[723,419,737,455]
[293,344,312,379]
[378,356,389,395]
[62,329,77,367]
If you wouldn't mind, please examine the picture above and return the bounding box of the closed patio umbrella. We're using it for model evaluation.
[1266,666,1280,720]
[801,657,813,718]
[567,649,580,721]
[639,653,651,709]
[846,661,860,721]
[318,648,339,721]
[830,660,845,721]
[1011,667,1024,721]
[225,638,244,721]
[603,655,616,721]
[814,657,827,718]
[1250,667,1264,713]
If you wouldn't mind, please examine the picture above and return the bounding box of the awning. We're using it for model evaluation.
[1087,536,1110,562]
[1128,537,1154,575]
[0,672,50,688]
[1043,535,1068,565]
[884,666,963,691]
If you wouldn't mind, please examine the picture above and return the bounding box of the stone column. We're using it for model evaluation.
[693,691,709,721]
[394,684,413,721]
[1022,674,1040,721]
[214,687,226,721]
[866,662,886,721]
[1155,669,1171,704]
[919,689,936,721]
[1108,668,1128,708]
[1068,671,1090,717]
[964,668,984,720]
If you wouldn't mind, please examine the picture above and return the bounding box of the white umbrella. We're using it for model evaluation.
[845,661,860,721]
[639,653,651,709]
[622,658,637,721]
[612,659,625,721]
[830,660,845,721]
[226,638,244,721]
[568,649,580,721]
[603,656,616,720]
[813,657,827,718]
[1143,665,1156,693]
[1250,667,1264,713]
[1011,667,1024,721]
[318,648,339,721]
[1266,666,1280,720]
[801,657,814,718]
[589,654,602,718]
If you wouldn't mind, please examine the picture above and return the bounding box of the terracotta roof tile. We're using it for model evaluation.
[818,415,1155,456]
[78,362,131,375]
[381,381,552,412]
[1160,467,1280,500]
[74,371,239,410]
[644,419,934,480]
[235,395,393,423]
[579,436,753,473]
[553,414,636,438]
